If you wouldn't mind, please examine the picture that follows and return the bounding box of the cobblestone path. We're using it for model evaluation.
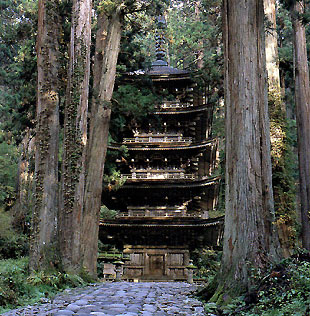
[2,282,206,316]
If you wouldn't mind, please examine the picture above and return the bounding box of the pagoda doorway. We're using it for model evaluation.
[148,254,165,277]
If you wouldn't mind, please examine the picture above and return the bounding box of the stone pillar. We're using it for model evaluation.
[186,260,197,284]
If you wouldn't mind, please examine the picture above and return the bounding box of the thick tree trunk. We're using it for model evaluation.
[30,0,60,271]
[291,0,310,251]
[59,0,92,273]
[264,0,295,257]
[219,0,281,294]
[81,9,123,277]
[13,129,35,232]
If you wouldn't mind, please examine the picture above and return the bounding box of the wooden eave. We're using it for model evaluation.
[150,74,191,81]
[121,176,220,189]
[108,138,217,151]
[154,104,211,115]
[100,216,224,228]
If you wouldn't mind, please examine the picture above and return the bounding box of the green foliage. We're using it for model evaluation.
[0,0,37,140]
[167,0,223,97]
[100,205,119,219]
[110,84,159,140]
[191,248,221,280]
[0,134,19,208]
[0,257,88,313]
[105,83,158,185]
[204,251,310,316]
[0,209,28,259]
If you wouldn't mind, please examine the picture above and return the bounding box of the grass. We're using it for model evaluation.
[0,257,88,313]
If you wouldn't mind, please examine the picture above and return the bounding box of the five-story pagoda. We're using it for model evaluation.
[100,16,223,281]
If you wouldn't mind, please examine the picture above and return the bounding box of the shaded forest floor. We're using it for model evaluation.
[1,251,310,315]
[199,250,310,315]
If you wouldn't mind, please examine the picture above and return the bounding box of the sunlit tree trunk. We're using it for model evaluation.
[291,0,310,251]
[14,129,35,233]
[264,0,295,257]
[81,8,123,277]
[31,0,60,271]
[218,0,281,294]
[264,0,281,97]
[59,0,92,273]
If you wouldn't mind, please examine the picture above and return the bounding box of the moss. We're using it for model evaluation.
[62,31,88,213]
[268,89,297,250]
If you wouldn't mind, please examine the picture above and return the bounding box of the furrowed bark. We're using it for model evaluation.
[31,0,60,271]
[218,0,281,295]
[14,129,35,233]
[59,0,92,273]
[81,8,123,277]
[291,0,310,251]
[264,0,296,256]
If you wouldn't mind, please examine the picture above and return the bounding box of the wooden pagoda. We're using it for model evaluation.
[99,17,223,281]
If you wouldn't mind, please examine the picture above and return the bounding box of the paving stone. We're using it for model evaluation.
[2,282,205,316]
[65,303,81,312]
[74,298,90,305]
[53,310,75,316]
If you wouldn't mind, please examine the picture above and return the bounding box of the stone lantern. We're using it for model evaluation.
[186,259,197,284]
[113,260,124,281]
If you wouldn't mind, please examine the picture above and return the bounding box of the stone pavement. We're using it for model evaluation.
[1,282,206,316]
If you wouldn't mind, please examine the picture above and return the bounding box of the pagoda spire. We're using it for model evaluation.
[152,15,168,67]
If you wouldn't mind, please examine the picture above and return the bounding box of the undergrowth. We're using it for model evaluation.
[202,250,310,316]
[0,257,88,313]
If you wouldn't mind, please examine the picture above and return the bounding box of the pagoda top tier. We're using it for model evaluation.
[127,16,190,79]
[148,16,189,77]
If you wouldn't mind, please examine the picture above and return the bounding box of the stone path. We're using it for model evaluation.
[1,282,206,316]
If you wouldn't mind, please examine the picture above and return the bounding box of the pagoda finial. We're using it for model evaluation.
[152,15,168,67]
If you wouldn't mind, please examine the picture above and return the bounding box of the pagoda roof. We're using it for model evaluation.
[99,216,224,247]
[108,138,217,151]
[127,65,191,81]
[121,176,220,189]
[100,216,224,228]
[146,62,190,76]
[154,104,210,115]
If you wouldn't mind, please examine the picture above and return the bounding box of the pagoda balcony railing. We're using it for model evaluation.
[155,100,194,109]
[121,172,196,180]
[119,207,200,217]
[120,211,200,217]
[126,206,187,217]
[123,135,192,144]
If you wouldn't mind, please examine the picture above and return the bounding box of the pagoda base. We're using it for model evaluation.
[122,245,189,281]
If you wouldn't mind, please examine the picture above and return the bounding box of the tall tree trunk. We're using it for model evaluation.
[264,0,281,97]
[81,8,123,277]
[30,0,60,271]
[264,0,296,257]
[59,0,92,273]
[13,129,35,233]
[194,1,204,69]
[291,0,310,251]
[219,0,281,294]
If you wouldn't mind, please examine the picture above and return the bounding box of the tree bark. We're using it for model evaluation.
[81,8,123,277]
[13,129,35,233]
[219,0,281,294]
[264,0,295,257]
[264,0,281,97]
[30,0,60,271]
[59,0,92,273]
[194,1,204,69]
[291,0,310,251]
